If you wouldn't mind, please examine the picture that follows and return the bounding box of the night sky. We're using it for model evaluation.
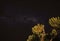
[0,1,60,41]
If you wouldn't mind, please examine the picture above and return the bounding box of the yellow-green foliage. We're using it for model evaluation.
[27,16,60,41]
[50,29,57,36]
[27,24,45,41]
[49,17,60,28]
[32,24,44,35]
[27,35,34,41]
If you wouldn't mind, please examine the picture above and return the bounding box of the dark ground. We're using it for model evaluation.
[0,1,60,41]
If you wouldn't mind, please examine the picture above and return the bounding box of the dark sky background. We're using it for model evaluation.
[0,1,60,41]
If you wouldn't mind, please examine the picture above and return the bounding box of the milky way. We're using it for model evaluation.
[0,1,60,41]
